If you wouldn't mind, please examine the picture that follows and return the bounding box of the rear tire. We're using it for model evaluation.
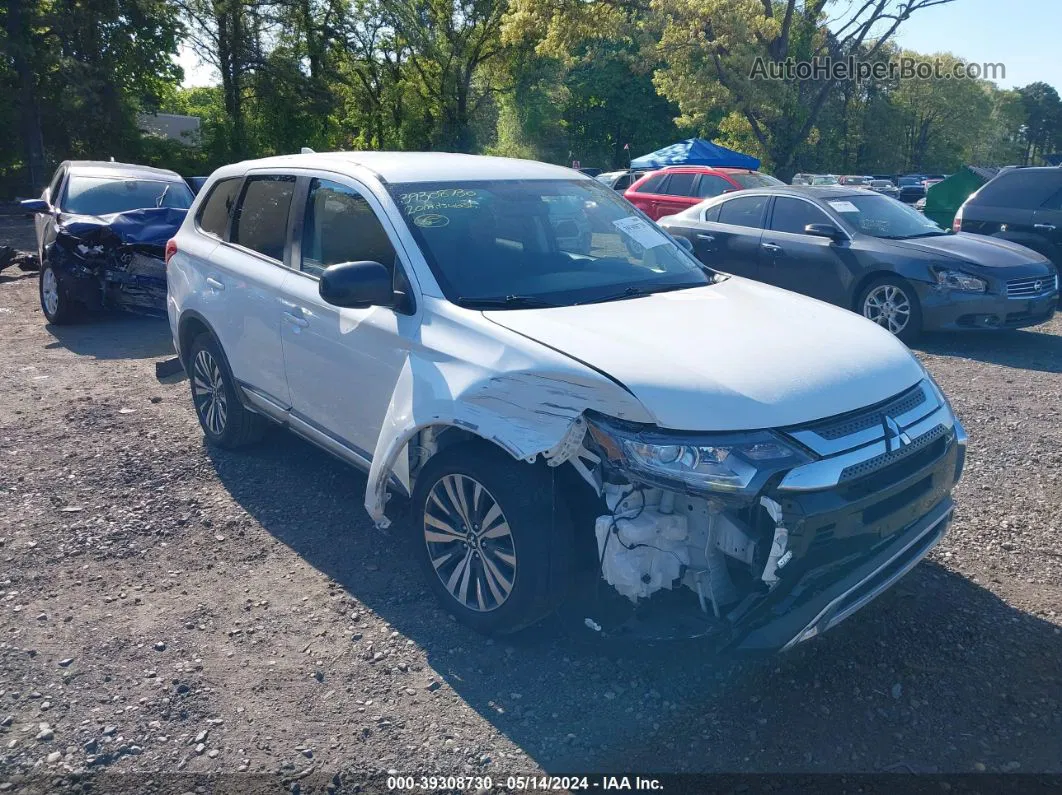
[187,332,267,448]
[858,275,923,343]
[411,442,574,634]
[39,262,80,325]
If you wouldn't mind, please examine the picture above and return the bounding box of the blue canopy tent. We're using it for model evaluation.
[629,138,760,170]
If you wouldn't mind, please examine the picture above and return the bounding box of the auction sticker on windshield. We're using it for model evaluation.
[827,200,860,213]
[613,216,670,248]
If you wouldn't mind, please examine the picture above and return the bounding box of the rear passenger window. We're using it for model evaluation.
[301,179,396,277]
[196,178,242,239]
[718,195,769,228]
[232,176,295,260]
[662,173,696,196]
[633,173,666,194]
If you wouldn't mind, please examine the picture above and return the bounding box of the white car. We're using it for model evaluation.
[167,152,966,646]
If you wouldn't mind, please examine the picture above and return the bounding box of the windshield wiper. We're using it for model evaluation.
[454,295,560,309]
[155,185,170,208]
[576,282,701,305]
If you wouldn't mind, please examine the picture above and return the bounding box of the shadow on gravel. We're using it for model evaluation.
[44,312,173,359]
[207,433,1062,774]
[916,328,1062,374]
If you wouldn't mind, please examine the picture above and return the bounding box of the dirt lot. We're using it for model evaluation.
[0,215,1060,790]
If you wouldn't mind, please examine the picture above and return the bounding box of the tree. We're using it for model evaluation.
[1017,82,1062,165]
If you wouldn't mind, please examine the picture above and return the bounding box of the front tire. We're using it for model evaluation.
[39,262,79,324]
[858,276,923,343]
[187,332,267,448]
[411,442,574,634]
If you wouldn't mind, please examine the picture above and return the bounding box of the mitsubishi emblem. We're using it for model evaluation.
[883,415,911,453]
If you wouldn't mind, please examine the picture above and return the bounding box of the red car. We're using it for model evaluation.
[624,166,784,220]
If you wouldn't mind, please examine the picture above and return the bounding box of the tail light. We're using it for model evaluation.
[951,205,963,233]
[164,238,177,265]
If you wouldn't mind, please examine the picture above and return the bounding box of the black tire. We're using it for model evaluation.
[411,441,574,635]
[39,262,80,325]
[186,332,267,448]
[857,275,923,344]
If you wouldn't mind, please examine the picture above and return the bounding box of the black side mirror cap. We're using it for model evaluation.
[804,223,844,241]
[20,199,51,214]
[319,260,394,309]
[671,234,694,253]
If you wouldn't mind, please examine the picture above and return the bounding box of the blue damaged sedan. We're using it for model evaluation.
[21,160,193,324]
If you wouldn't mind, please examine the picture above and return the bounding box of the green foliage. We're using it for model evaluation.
[1,0,1059,197]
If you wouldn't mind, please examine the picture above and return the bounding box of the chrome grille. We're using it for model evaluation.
[1006,274,1057,299]
[807,384,927,441]
[779,380,956,492]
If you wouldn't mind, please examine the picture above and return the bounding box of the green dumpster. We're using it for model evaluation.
[923,166,998,229]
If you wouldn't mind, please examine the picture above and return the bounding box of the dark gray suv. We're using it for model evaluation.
[954,167,1062,267]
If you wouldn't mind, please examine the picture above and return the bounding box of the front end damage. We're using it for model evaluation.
[575,378,967,650]
[46,208,186,315]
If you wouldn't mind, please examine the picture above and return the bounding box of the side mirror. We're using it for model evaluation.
[319,260,394,309]
[671,235,694,253]
[20,199,51,214]
[804,223,843,241]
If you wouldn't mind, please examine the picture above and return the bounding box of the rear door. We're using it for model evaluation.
[623,172,669,218]
[708,194,770,278]
[653,171,701,219]
[758,196,849,304]
[203,172,296,405]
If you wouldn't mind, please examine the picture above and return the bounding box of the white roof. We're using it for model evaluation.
[218,151,588,184]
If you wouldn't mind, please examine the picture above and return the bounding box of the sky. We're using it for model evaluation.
[891,0,1059,92]
[176,0,1060,93]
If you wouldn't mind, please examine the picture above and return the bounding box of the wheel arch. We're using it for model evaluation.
[850,269,918,311]
[177,309,219,368]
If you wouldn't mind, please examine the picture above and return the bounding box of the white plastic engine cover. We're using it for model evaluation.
[595,486,690,602]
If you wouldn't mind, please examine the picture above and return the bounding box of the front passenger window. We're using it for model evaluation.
[301,179,397,278]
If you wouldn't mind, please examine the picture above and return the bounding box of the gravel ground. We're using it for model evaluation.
[0,217,1060,790]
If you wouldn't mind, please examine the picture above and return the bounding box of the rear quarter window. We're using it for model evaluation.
[196,178,243,239]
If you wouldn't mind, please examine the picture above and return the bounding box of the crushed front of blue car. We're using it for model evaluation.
[45,207,186,316]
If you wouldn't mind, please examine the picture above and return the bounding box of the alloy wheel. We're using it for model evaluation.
[42,267,59,317]
[863,284,911,335]
[191,348,228,436]
[423,474,516,613]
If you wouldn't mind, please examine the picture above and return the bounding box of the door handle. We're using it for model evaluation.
[283,311,309,329]
[696,233,715,242]
[1034,223,1056,231]
[206,276,225,291]
[761,242,782,253]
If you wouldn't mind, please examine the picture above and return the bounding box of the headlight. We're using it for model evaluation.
[586,415,813,497]
[933,268,986,293]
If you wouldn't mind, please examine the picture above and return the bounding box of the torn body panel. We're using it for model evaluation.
[47,208,186,315]
[364,307,653,526]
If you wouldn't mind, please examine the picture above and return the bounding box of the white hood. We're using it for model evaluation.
[484,278,924,431]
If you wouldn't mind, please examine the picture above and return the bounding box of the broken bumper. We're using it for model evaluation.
[736,497,952,652]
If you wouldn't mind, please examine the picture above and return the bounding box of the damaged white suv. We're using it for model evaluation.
[167,152,966,649]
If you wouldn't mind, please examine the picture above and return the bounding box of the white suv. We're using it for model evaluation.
[167,152,966,646]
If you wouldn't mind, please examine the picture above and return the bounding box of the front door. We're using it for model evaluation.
[758,196,849,305]
[280,176,418,457]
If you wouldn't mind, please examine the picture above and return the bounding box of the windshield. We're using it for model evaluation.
[63,176,194,215]
[389,179,712,308]
[897,177,922,187]
[825,193,946,239]
[870,180,893,187]
[811,175,838,185]
[731,172,784,188]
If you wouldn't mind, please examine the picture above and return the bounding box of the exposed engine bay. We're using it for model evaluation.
[46,207,186,315]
